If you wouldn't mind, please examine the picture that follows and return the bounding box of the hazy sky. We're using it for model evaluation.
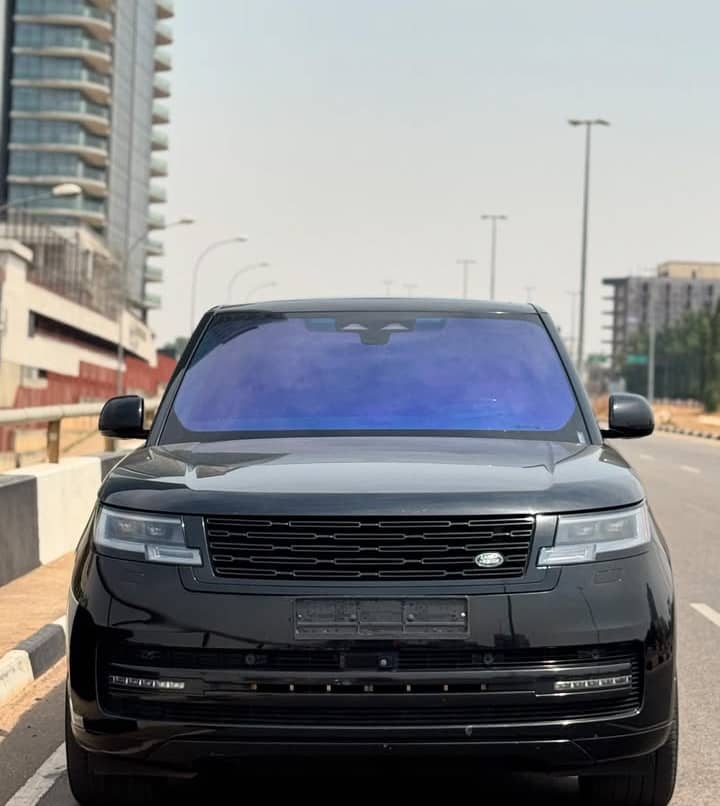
[153,0,720,355]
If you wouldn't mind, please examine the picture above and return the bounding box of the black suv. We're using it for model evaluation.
[66,300,677,805]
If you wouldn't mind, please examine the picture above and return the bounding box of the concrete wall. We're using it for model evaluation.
[0,453,122,586]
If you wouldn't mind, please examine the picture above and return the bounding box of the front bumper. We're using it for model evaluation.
[68,543,675,774]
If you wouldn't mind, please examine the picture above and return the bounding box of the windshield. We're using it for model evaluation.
[161,310,586,442]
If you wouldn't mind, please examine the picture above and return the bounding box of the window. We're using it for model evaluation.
[163,310,584,442]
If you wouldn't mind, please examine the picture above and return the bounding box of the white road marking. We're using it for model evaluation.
[5,743,65,806]
[691,603,720,629]
[680,464,701,474]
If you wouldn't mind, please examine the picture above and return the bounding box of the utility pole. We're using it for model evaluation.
[456,259,476,299]
[566,290,579,359]
[647,280,656,403]
[481,214,507,300]
[568,118,610,371]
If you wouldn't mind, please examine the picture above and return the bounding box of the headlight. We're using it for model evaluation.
[538,503,651,566]
[94,506,202,566]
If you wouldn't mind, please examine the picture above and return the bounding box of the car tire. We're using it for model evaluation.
[65,695,165,806]
[579,689,679,806]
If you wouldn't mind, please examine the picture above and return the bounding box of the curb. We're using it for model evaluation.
[658,424,720,441]
[0,616,66,706]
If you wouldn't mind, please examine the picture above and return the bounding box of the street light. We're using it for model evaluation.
[481,214,508,300]
[116,216,195,394]
[456,259,476,299]
[246,280,277,302]
[568,118,610,369]
[566,290,579,360]
[226,262,269,303]
[189,235,248,332]
[0,182,82,215]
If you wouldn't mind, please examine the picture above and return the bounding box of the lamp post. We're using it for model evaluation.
[568,118,610,370]
[0,182,82,216]
[481,214,507,300]
[116,217,195,394]
[246,280,277,303]
[226,262,269,303]
[566,290,579,360]
[456,259,476,299]
[189,235,248,332]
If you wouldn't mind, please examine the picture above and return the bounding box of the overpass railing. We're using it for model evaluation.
[0,399,160,466]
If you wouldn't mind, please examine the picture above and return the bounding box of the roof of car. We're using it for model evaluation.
[215,298,541,315]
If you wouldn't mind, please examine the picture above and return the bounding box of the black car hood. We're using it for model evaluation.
[99,437,644,516]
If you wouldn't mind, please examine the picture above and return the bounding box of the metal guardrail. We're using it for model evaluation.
[0,399,160,463]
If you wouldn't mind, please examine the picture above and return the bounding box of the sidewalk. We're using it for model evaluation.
[0,553,74,658]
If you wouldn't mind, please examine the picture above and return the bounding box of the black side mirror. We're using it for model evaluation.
[99,395,149,439]
[601,393,654,439]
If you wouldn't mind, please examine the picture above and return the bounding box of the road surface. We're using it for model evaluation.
[1,431,718,805]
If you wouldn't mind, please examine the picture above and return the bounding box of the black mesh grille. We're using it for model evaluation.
[205,516,535,581]
[102,688,641,727]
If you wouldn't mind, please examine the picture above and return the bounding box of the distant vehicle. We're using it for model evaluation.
[66,299,677,805]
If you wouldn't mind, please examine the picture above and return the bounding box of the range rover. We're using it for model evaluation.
[66,299,677,805]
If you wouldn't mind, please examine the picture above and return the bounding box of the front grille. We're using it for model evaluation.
[99,642,642,727]
[102,690,641,727]
[205,516,535,581]
[108,642,638,674]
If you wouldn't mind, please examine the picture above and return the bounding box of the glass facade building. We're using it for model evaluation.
[0,0,172,313]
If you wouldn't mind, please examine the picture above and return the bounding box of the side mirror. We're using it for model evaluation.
[99,395,149,439]
[601,393,654,439]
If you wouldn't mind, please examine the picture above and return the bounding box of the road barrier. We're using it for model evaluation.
[0,398,160,466]
[0,398,159,586]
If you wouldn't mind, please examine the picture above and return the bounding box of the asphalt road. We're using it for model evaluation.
[1,431,718,805]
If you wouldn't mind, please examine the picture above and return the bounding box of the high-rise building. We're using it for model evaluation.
[0,0,172,315]
[603,261,720,369]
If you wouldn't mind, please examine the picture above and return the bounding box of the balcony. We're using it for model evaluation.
[143,291,162,309]
[152,101,169,124]
[144,265,163,283]
[12,61,111,104]
[13,39,111,73]
[153,75,171,98]
[155,21,173,46]
[154,49,172,71]
[156,0,174,19]
[10,126,109,166]
[15,0,113,41]
[8,162,107,197]
[11,96,110,135]
[149,184,167,203]
[150,156,168,177]
[151,129,168,151]
[146,238,164,257]
[7,190,106,227]
[148,210,165,230]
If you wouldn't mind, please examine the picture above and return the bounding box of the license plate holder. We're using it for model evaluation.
[294,598,469,638]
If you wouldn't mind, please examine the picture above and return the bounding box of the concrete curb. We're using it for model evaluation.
[0,615,66,706]
[658,424,720,441]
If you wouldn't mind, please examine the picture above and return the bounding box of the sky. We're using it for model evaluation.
[152,0,720,356]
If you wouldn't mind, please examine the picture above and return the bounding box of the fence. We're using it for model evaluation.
[0,399,160,466]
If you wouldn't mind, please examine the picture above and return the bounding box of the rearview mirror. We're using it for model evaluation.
[601,393,654,439]
[99,395,149,439]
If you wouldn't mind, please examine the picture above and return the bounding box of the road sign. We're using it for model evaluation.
[626,354,649,366]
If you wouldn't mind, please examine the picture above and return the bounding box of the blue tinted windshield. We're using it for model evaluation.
[164,311,583,440]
